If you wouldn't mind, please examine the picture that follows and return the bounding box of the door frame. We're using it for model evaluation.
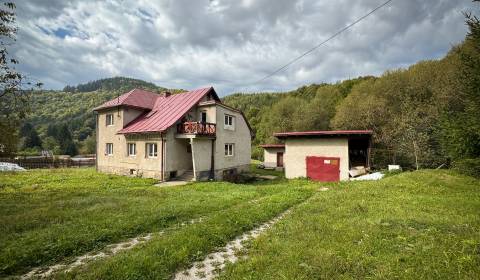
[276,152,284,167]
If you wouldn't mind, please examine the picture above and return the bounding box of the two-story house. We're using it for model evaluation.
[93,87,253,181]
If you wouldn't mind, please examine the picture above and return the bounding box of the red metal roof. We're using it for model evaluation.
[117,87,217,134]
[260,144,285,148]
[93,88,159,111]
[274,130,373,138]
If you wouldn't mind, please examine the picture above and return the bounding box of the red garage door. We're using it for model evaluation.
[306,156,340,182]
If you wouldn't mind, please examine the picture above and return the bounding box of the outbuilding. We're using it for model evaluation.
[273,130,372,182]
[259,144,285,169]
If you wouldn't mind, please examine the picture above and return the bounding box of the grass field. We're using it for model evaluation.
[220,170,480,279]
[0,168,479,279]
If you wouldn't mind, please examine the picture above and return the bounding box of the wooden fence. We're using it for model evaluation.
[0,157,95,169]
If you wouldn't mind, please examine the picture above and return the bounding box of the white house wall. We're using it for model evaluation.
[214,105,251,178]
[96,100,252,181]
[165,128,192,178]
[96,108,164,179]
[284,138,349,180]
[191,138,214,180]
[263,147,285,168]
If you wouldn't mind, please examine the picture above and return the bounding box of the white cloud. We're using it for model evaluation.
[12,0,477,95]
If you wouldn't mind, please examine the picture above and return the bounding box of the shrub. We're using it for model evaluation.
[452,158,480,178]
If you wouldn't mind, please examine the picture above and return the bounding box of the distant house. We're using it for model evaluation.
[261,130,372,182]
[93,87,253,181]
[259,144,285,169]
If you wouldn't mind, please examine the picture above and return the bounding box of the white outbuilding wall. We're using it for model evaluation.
[284,138,349,180]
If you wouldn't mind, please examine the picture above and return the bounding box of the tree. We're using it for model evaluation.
[300,85,343,131]
[80,134,96,154]
[257,96,307,144]
[21,123,42,149]
[0,2,41,156]
[439,1,480,160]
[42,136,61,154]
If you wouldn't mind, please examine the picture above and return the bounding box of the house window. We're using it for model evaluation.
[224,114,235,130]
[224,143,234,156]
[106,114,114,126]
[127,143,136,156]
[146,143,158,158]
[105,143,113,155]
[201,111,207,123]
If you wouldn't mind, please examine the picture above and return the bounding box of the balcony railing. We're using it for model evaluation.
[177,122,216,135]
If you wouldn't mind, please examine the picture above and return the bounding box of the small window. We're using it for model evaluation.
[146,143,158,158]
[105,143,113,155]
[106,114,114,126]
[224,143,234,157]
[224,114,235,130]
[201,111,207,123]
[127,143,136,156]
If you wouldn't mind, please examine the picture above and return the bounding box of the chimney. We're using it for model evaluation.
[160,91,171,98]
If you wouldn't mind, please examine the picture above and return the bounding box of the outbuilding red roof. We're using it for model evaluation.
[274,130,373,138]
[260,144,285,148]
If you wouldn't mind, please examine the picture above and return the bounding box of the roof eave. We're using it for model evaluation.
[93,104,151,113]
[274,130,373,139]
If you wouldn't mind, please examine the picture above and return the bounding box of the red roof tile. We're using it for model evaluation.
[93,86,256,136]
[274,130,373,138]
[117,87,218,134]
[93,88,159,111]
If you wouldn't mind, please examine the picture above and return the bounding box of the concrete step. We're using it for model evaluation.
[175,170,195,181]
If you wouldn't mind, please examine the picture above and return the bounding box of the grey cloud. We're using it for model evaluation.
[11,0,477,95]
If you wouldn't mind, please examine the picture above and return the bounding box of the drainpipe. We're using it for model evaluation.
[209,139,215,180]
[190,138,196,181]
[161,133,165,181]
[94,112,98,171]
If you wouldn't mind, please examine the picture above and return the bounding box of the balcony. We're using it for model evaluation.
[177,122,216,137]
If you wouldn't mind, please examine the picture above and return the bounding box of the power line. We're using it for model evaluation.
[250,0,394,86]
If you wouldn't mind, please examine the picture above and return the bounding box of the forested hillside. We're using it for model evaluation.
[222,77,373,159]
[17,9,479,171]
[19,77,170,155]
[62,77,161,93]
[224,32,479,169]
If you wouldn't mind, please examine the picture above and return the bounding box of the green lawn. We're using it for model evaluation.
[219,170,480,279]
[0,168,479,279]
[250,161,285,178]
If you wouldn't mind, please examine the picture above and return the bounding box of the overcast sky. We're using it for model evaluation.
[13,0,477,95]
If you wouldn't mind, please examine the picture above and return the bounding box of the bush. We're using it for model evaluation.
[452,158,480,178]
[382,169,403,178]
[223,172,257,184]
[251,146,263,161]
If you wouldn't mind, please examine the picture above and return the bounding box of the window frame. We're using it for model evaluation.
[106,114,114,126]
[224,114,235,130]
[105,143,113,156]
[224,143,234,157]
[127,143,136,157]
[146,143,158,158]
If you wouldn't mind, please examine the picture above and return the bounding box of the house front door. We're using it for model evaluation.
[277,152,284,167]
